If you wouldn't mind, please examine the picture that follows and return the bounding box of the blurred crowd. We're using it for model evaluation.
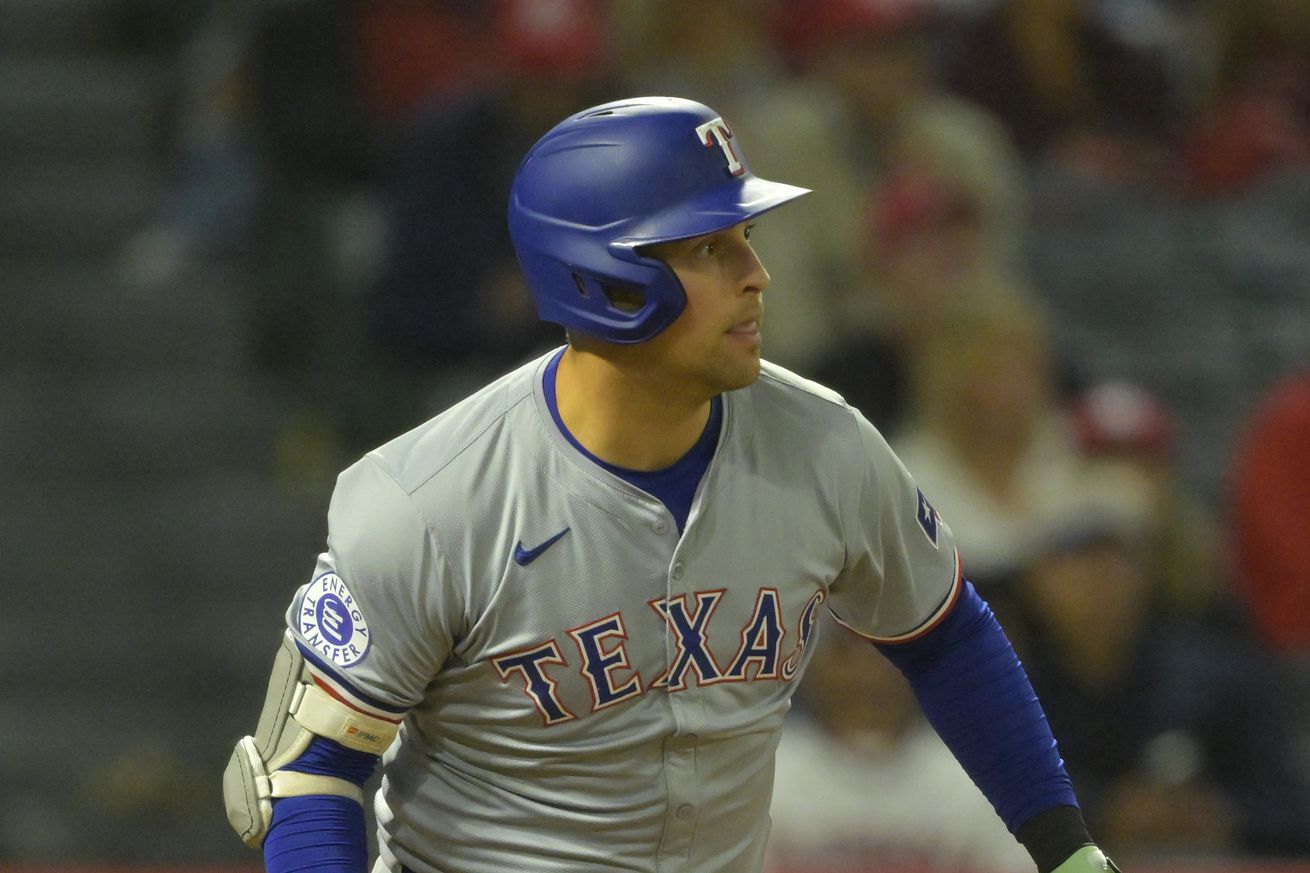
[112,0,1310,869]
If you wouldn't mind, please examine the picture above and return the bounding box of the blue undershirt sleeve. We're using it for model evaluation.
[264,737,380,873]
[875,580,1079,834]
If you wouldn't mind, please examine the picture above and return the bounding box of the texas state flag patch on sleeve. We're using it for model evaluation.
[916,487,941,548]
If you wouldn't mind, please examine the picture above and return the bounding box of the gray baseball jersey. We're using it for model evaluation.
[286,349,960,873]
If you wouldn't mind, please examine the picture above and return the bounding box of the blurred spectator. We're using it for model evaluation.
[239,0,389,380]
[891,283,1086,592]
[1010,499,1310,859]
[771,0,944,149]
[1067,380,1232,624]
[811,102,1027,431]
[1228,372,1310,656]
[767,616,1033,873]
[1179,0,1310,197]
[613,0,786,109]
[366,0,617,434]
[945,0,1184,182]
[119,0,399,370]
[117,0,266,288]
[809,166,969,430]
[119,1,497,291]
[880,95,1029,270]
[119,1,609,484]
[706,0,1017,371]
[355,0,498,122]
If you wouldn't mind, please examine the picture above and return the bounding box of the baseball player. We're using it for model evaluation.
[223,97,1120,873]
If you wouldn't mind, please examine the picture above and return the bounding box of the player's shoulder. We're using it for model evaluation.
[747,360,896,457]
[361,353,549,494]
[750,359,859,423]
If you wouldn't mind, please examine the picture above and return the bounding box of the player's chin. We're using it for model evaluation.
[717,348,762,392]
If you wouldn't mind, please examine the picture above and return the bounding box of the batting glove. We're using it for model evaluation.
[1052,846,1121,873]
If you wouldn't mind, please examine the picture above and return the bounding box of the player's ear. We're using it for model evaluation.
[601,282,646,313]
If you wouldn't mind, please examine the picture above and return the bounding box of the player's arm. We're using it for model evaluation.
[839,414,1119,871]
[222,630,399,867]
[874,582,1120,873]
[224,454,453,870]
[261,737,381,873]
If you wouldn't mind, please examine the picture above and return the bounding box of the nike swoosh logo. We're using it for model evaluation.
[513,527,571,566]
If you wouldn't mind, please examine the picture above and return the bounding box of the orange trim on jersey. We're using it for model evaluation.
[313,675,405,724]
[877,549,964,645]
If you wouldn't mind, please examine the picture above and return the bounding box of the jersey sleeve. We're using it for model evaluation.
[285,453,464,718]
[827,409,962,642]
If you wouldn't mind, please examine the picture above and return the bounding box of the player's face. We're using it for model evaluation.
[640,221,770,395]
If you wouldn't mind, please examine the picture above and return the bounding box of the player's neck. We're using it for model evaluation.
[555,345,713,471]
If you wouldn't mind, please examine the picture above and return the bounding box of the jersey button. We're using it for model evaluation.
[675,803,694,820]
[671,562,684,579]
[653,519,669,534]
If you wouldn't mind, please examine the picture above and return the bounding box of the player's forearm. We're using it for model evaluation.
[263,736,379,873]
[264,794,369,873]
[264,734,379,870]
[876,581,1097,871]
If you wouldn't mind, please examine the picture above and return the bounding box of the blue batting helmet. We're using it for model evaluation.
[508,96,810,343]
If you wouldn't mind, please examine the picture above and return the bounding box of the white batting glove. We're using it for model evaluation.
[1052,846,1122,873]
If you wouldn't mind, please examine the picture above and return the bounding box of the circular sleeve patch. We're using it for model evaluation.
[300,572,372,667]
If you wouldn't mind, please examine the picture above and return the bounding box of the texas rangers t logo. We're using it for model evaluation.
[696,117,745,177]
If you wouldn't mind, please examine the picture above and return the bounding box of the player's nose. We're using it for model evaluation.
[739,244,770,295]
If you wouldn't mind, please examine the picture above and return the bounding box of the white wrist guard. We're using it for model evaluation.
[222,631,400,847]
